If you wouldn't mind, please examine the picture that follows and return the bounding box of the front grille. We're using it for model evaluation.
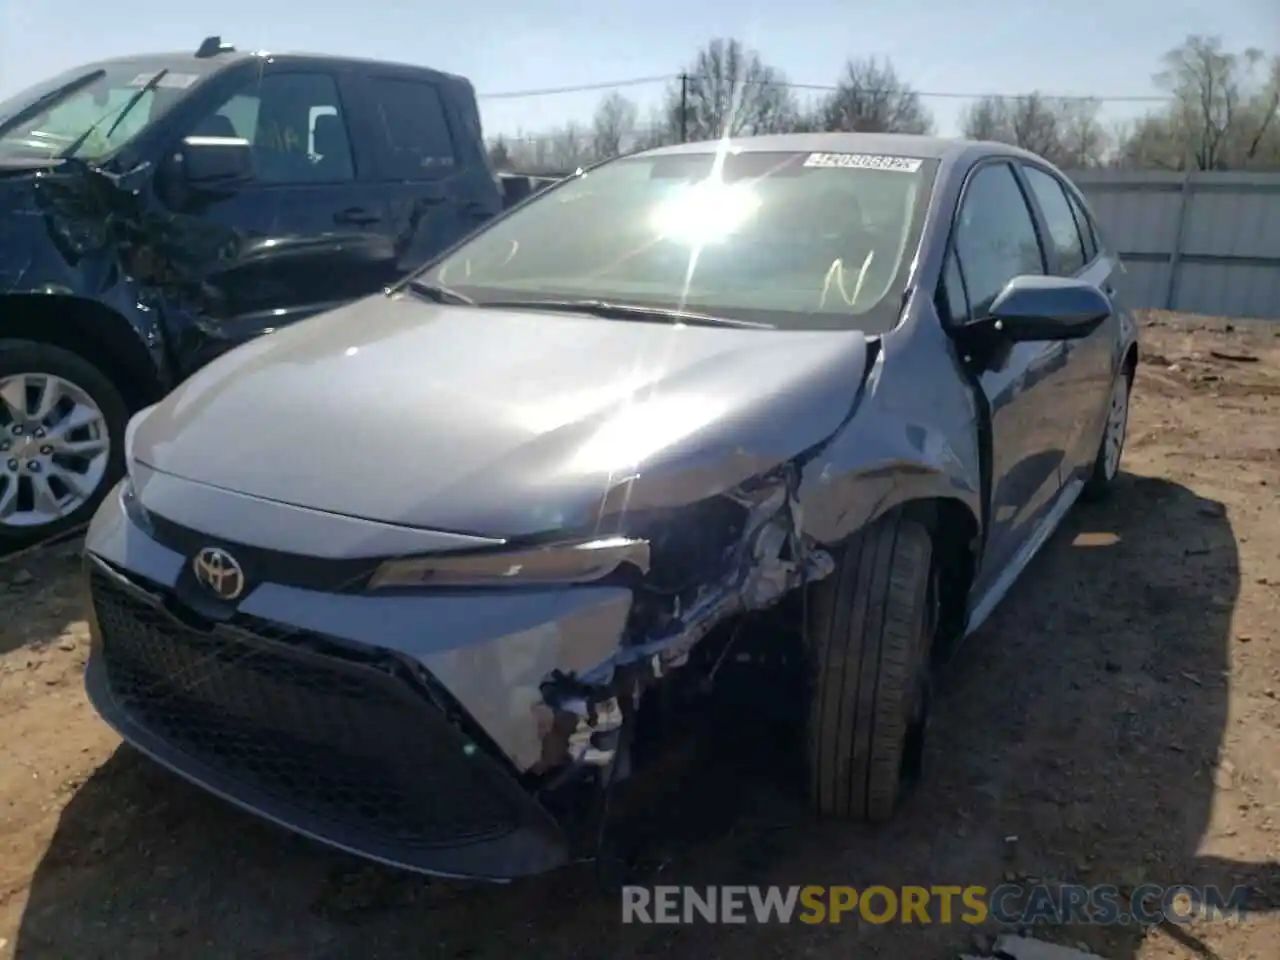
[91,568,518,850]
[146,512,379,592]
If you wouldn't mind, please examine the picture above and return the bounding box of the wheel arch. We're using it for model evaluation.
[893,497,979,665]
[1122,340,1138,382]
[0,294,167,412]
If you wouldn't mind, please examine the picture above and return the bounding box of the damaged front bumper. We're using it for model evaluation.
[82,473,831,879]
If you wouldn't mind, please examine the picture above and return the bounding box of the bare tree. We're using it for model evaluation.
[632,106,677,151]
[486,135,513,171]
[664,38,799,141]
[591,92,638,161]
[815,57,933,134]
[544,122,590,172]
[1113,36,1279,170]
[960,96,1006,142]
[959,93,1107,167]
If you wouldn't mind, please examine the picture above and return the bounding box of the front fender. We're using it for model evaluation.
[795,326,984,548]
[798,417,981,546]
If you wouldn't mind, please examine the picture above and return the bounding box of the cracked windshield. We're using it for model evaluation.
[0,7,1277,960]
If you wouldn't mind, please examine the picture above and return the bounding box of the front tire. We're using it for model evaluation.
[805,511,937,822]
[0,340,129,548]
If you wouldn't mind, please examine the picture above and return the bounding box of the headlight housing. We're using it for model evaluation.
[367,536,650,590]
[367,496,750,592]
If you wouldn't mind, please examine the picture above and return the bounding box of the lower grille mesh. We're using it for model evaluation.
[91,569,518,849]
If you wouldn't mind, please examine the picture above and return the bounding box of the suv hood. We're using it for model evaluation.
[131,294,870,538]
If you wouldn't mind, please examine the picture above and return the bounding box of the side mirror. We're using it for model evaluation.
[978,275,1111,342]
[180,135,253,186]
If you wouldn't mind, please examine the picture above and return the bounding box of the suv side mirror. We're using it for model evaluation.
[180,135,253,186]
[979,275,1111,342]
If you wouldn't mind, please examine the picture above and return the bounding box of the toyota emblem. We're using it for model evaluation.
[192,546,246,601]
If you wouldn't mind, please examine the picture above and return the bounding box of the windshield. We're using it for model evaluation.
[424,149,938,332]
[0,61,206,162]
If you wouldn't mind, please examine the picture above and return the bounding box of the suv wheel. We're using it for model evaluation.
[0,340,129,547]
[805,511,938,821]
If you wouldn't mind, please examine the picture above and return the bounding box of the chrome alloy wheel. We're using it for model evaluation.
[0,373,112,528]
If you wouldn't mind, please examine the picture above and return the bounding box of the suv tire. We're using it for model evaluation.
[0,339,129,548]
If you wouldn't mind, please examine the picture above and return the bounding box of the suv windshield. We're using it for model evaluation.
[0,60,208,162]
[424,149,938,332]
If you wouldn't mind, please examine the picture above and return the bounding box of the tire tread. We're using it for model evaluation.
[807,511,932,821]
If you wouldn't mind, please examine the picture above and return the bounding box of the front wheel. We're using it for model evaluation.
[805,511,938,822]
[0,340,129,548]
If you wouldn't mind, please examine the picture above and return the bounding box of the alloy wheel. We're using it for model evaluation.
[0,373,112,529]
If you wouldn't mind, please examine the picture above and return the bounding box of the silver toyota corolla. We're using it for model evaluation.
[83,132,1138,881]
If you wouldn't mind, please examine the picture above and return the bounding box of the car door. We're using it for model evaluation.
[1018,163,1119,484]
[160,67,396,373]
[943,160,1075,598]
[355,72,496,277]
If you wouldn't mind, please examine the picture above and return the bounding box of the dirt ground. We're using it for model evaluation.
[1,311,1277,960]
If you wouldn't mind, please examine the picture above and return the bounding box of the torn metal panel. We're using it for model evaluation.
[538,468,835,771]
[0,159,192,382]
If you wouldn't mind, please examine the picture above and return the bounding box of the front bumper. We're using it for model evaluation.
[83,479,635,880]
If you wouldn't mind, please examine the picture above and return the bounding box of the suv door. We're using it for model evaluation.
[160,67,395,372]
[1019,162,1126,485]
[941,160,1075,598]
[357,73,496,276]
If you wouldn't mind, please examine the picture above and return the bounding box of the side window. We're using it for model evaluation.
[952,163,1044,316]
[367,77,457,180]
[195,72,354,185]
[1066,189,1099,262]
[1022,165,1086,276]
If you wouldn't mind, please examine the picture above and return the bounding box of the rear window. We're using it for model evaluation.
[425,150,938,333]
[367,77,457,180]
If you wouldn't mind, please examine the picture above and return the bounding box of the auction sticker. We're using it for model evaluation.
[802,152,923,172]
[127,72,200,89]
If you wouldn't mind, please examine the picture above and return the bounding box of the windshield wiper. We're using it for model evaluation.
[476,299,774,329]
[61,69,168,159]
[404,278,476,305]
[0,70,105,139]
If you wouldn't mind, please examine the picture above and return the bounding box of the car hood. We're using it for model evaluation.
[131,294,871,538]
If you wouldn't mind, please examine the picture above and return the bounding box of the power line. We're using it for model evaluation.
[478,74,1175,104]
[478,75,678,100]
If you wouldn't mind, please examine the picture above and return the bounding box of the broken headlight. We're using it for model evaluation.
[619,497,750,595]
[367,536,650,590]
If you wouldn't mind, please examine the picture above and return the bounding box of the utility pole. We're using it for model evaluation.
[679,73,689,143]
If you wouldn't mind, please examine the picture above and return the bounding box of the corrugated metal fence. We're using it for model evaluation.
[1068,170,1280,320]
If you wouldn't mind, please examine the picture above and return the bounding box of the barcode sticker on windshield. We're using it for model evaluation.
[802,153,923,172]
[127,73,199,89]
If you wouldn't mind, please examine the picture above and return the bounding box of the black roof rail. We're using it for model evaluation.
[195,36,235,58]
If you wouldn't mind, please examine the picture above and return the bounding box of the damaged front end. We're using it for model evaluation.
[542,467,833,770]
[380,465,837,869]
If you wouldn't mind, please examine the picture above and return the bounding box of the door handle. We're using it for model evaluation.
[334,207,381,226]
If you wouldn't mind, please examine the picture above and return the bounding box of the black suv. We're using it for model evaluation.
[0,37,503,546]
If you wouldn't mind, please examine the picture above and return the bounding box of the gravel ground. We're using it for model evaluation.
[1,312,1277,960]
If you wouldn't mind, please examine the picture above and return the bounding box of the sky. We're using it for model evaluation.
[0,0,1275,140]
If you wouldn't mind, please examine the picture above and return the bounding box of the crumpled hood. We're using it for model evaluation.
[131,293,870,538]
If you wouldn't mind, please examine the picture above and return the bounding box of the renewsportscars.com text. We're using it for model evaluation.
[621,884,1250,926]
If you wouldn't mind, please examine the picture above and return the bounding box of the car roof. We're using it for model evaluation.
[76,49,471,88]
[636,131,1046,167]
